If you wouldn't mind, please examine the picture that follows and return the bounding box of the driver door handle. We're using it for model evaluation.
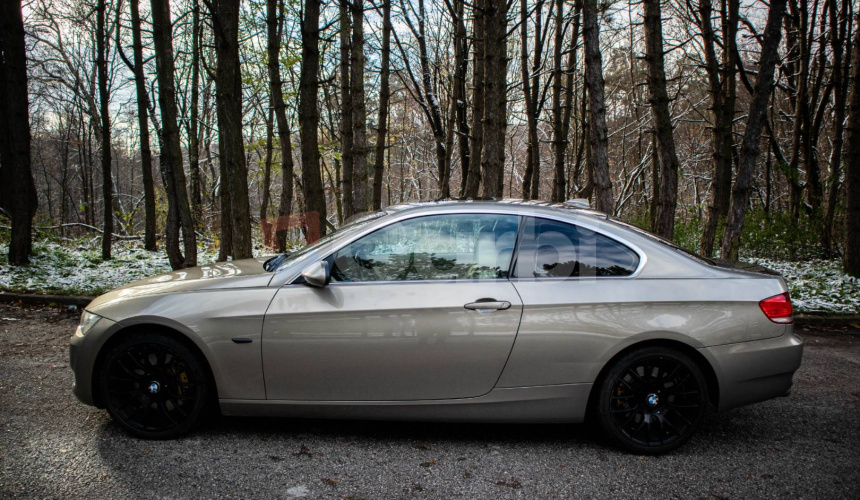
[464,300,511,312]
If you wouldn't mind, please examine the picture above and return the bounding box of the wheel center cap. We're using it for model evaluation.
[148,381,161,394]
[646,393,659,406]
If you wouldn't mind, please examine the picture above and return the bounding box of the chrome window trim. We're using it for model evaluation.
[281,205,648,285]
[511,214,647,281]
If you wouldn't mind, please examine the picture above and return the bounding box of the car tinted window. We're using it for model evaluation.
[513,217,639,278]
[331,214,520,282]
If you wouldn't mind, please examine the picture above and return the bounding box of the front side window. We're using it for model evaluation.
[513,217,639,278]
[331,214,520,282]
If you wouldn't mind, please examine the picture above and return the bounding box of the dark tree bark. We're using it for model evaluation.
[260,108,274,227]
[822,0,850,256]
[0,0,37,265]
[351,0,369,212]
[720,0,787,260]
[464,0,485,197]
[844,12,860,276]
[151,0,197,269]
[581,0,613,213]
[300,0,327,237]
[643,0,681,239]
[372,0,391,210]
[551,0,577,202]
[211,0,252,258]
[339,0,354,220]
[698,0,738,257]
[404,0,448,198]
[522,0,544,200]
[451,0,471,198]
[96,0,113,260]
[784,0,811,219]
[118,0,157,250]
[561,3,582,198]
[480,0,508,198]
[188,0,202,225]
[267,0,295,251]
[217,129,232,261]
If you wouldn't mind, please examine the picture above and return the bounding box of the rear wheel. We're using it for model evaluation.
[99,333,211,439]
[596,346,708,454]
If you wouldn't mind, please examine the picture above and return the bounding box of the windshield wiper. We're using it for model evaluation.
[262,252,291,272]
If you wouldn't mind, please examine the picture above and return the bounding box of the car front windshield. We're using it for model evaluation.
[272,211,387,271]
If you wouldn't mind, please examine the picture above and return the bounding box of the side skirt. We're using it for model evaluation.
[219,383,592,424]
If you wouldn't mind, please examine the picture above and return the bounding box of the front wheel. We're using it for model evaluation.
[99,333,211,439]
[595,346,709,454]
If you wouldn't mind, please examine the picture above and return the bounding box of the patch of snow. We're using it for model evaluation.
[747,257,860,314]
[285,485,309,497]
[0,239,221,296]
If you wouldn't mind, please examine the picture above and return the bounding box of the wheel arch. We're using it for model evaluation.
[584,338,720,419]
[90,321,220,408]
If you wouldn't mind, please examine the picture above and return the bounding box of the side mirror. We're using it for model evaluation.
[301,260,330,288]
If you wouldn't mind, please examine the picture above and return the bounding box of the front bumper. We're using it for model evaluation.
[70,316,119,407]
[700,329,804,411]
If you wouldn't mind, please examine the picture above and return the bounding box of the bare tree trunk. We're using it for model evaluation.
[211,0,252,258]
[122,0,157,251]
[267,0,295,251]
[260,108,274,226]
[582,0,613,213]
[0,0,37,265]
[372,0,391,210]
[300,0,327,237]
[339,0,354,220]
[698,0,738,257]
[217,129,232,262]
[784,0,810,219]
[550,0,568,202]
[408,0,448,198]
[643,0,681,239]
[189,0,202,226]
[822,0,849,256]
[452,0,471,197]
[480,0,508,198]
[351,0,369,212]
[151,0,197,268]
[96,0,113,260]
[720,0,787,260]
[522,0,544,200]
[465,0,485,197]
[561,3,582,198]
[844,12,860,276]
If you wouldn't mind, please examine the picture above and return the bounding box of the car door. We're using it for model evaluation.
[262,213,523,401]
[496,216,643,388]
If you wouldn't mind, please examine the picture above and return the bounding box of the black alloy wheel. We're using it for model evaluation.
[596,346,709,454]
[99,333,210,439]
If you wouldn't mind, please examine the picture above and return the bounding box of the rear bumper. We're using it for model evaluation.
[700,329,803,411]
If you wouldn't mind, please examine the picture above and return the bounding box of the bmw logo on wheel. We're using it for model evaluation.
[646,393,659,406]
[148,381,161,394]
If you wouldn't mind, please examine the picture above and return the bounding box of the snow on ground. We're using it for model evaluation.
[0,239,221,296]
[747,257,860,315]
[1,239,857,315]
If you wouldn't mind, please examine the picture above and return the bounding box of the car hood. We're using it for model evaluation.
[86,257,274,313]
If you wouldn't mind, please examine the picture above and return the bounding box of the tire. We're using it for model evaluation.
[595,346,709,454]
[98,333,211,439]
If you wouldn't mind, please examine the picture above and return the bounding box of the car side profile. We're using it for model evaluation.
[69,200,803,453]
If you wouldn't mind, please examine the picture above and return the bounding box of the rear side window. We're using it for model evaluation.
[513,217,639,278]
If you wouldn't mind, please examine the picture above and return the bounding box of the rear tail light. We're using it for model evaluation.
[759,292,793,324]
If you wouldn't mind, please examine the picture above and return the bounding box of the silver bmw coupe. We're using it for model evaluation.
[70,200,803,453]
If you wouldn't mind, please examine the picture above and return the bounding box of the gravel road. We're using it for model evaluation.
[1,302,858,499]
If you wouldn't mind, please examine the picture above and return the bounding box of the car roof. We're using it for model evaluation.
[380,198,609,221]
